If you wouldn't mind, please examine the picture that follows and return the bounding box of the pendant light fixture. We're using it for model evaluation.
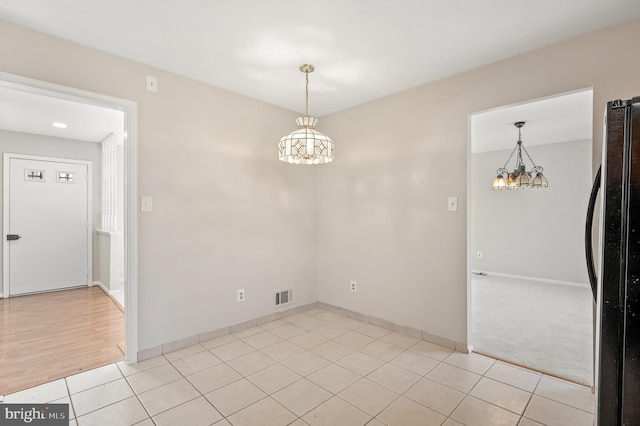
[278,64,334,165]
[492,121,548,190]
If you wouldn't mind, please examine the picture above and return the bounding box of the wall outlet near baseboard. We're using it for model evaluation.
[237,289,245,302]
[350,280,357,293]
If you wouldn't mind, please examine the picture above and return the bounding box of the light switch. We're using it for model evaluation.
[141,196,153,212]
[146,75,158,92]
[448,196,458,212]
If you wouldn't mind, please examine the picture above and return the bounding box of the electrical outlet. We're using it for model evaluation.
[350,280,357,293]
[477,251,483,259]
[237,289,245,302]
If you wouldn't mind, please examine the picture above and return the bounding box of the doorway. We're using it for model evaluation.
[0,72,138,365]
[4,155,91,296]
[467,88,594,384]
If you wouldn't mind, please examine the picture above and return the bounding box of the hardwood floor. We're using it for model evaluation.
[0,286,124,395]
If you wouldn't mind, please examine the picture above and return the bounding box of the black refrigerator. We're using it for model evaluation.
[586,96,640,425]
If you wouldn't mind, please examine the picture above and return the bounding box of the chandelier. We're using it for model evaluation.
[278,64,334,165]
[492,121,548,190]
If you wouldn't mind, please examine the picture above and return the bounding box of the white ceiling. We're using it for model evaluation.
[1,0,639,117]
[0,86,124,143]
[471,89,593,153]
[0,2,627,145]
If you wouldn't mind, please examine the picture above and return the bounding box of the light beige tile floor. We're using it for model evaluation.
[1,307,595,425]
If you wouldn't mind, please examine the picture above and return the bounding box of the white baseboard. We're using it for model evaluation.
[92,280,108,293]
[93,280,125,296]
[94,280,124,310]
[472,270,589,288]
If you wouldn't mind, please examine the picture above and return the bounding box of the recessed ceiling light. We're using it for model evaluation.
[52,122,67,128]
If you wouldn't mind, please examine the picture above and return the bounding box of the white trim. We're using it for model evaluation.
[0,73,131,112]
[471,270,589,288]
[3,153,93,296]
[3,154,8,300]
[96,230,123,236]
[124,100,139,364]
[92,280,109,294]
[101,133,118,231]
[0,72,138,363]
[93,280,125,310]
[466,111,473,352]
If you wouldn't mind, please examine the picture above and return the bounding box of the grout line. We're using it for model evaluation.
[71,380,139,421]
[129,382,155,424]
[145,352,217,421]
[521,387,537,421]
[63,377,77,422]
[533,393,596,415]
[11,308,594,425]
[473,349,591,388]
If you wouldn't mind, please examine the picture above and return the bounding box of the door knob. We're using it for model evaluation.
[6,234,21,241]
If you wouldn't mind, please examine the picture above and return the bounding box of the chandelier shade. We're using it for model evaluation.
[531,172,549,188]
[492,121,548,190]
[278,116,334,164]
[278,64,334,165]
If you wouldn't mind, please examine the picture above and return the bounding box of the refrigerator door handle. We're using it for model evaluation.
[585,164,601,301]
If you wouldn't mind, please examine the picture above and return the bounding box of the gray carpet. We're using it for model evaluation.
[471,274,593,385]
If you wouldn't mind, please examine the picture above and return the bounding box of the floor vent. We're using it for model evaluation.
[275,289,293,307]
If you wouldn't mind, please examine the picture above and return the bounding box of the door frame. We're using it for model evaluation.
[3,153,93,296]
[0,72,139,363]
[466,88,595,383]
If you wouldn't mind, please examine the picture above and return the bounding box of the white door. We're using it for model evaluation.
[6,156,90,296]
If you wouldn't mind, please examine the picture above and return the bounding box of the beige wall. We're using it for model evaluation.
[2,17,639,352]
[317,18,640,344]
[0,20,318,350]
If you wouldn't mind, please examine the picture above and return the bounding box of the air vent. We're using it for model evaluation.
[275,289,293,307]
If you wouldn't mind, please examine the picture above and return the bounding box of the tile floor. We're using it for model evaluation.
[0,308,595,425]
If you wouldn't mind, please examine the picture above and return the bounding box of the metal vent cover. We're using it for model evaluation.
[275,289,293,307]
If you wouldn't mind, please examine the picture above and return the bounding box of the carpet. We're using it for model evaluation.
[471,274,593,385]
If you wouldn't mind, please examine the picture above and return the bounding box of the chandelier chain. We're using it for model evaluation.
[501,144,519,170]
[305,72,309,116]
[520,143,538,168]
